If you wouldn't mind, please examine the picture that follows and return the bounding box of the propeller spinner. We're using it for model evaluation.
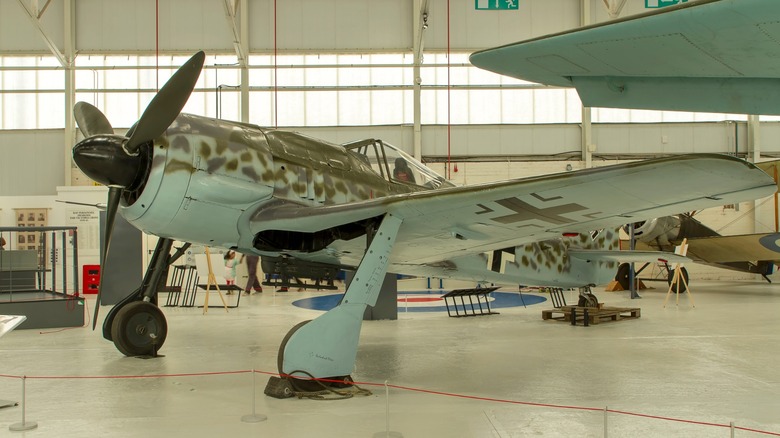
[72,51,205,329]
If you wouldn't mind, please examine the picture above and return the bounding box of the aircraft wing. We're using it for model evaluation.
[469,0,780,114]
[251,154,775,266]
[756,159,780,191]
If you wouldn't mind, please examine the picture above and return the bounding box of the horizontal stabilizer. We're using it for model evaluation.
[569,250,689,264]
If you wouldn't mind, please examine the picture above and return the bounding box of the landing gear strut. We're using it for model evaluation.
[272,214,402,387]
[103,238,189,357]
[577,286,599,307]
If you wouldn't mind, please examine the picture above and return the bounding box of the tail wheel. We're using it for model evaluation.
[578,293,599,308]
[111,301,168,357]
[667,267,689,293]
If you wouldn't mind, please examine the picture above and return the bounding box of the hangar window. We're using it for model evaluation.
[419,53,583,124]
[1,52,778,131]
[0,56,64,129]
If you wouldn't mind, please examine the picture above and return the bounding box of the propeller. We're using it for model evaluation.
[72,51,205,329]
[74,102,113,137]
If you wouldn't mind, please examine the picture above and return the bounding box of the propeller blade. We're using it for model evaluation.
[93,186,122,330]
[125,51,205,153]
[74,102,114,137]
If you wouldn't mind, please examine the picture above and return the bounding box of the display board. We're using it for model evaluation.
[14,208,47,251]
[13,208,48,269]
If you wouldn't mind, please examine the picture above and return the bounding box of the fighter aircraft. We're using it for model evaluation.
[72,51,775,382]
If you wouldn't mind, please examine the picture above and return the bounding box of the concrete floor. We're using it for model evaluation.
[1,280,779,437]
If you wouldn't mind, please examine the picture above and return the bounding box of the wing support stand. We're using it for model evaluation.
[267,214,403,397]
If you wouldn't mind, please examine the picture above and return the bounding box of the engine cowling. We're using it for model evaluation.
[623,216,682,246]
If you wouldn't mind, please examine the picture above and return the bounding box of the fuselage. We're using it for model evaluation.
[119,113,443,254]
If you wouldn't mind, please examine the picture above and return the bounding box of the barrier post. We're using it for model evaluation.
[603,406,608,438]
[9,376,37,432]
[372,380,402,438]
[241,369,267,423]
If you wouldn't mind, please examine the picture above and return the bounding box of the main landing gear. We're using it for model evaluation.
[268,214,403,394]
[103,238,189,357]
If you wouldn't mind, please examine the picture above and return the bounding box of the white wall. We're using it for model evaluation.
[2,120,778,196]
[0,130,66,196]
[0,0,590,54]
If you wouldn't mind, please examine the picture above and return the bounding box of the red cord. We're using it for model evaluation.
[0,370,777,435]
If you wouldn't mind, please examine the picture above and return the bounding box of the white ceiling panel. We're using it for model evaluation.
[0,0,64,54]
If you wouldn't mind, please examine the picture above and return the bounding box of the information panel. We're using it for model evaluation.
[645,0,688,8]
[475,0,518,11]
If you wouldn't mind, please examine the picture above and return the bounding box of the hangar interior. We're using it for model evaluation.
[1,0,779,436]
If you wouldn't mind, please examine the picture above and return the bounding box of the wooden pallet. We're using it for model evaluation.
[541,305,641,326]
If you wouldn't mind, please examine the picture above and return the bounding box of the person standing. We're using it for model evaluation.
[240,254,263,295]
[223,250,238,294]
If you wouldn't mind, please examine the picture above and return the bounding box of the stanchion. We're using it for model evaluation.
[373,380,402,438]
[730,421,735,438]
[603,406,608,438]
[241,369,267,423]
[9,376,37,432]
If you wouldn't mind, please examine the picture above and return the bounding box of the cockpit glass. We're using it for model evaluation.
[345,140,453,189]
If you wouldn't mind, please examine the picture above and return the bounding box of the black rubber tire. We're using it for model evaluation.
[667,266,689,293]
[577,293,599,308]
[277,320,311,375]
[111,301,168,357]
[615,263,631,290]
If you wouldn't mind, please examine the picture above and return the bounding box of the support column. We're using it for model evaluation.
[581,0,594,169]
[582,107,593,169]
[64,0,75,185]
[412,0,429,161]
[748,114,763,233]
[224,0,249,122]
[240,0,249,123]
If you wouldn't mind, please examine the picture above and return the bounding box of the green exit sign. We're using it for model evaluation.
[475,0,518,11]
[645,0,688,8]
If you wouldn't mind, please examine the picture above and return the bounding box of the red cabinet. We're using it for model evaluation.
[82,264,100,294]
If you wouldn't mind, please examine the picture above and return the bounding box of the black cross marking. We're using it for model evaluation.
[492,197,587,225]
[490,247,515,273]
[531,193,562,202]
[475,204,494,215]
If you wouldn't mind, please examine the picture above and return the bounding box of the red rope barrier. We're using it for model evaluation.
[0,369,777,436]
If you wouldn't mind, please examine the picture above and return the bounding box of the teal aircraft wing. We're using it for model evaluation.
[469,0,780,114]
[250,154,775,267]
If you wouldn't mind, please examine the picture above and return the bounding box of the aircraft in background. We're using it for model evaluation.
[618,213,780,290]
[470,0,780,290]
[71,51,775,382]
[470,0,780,116]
